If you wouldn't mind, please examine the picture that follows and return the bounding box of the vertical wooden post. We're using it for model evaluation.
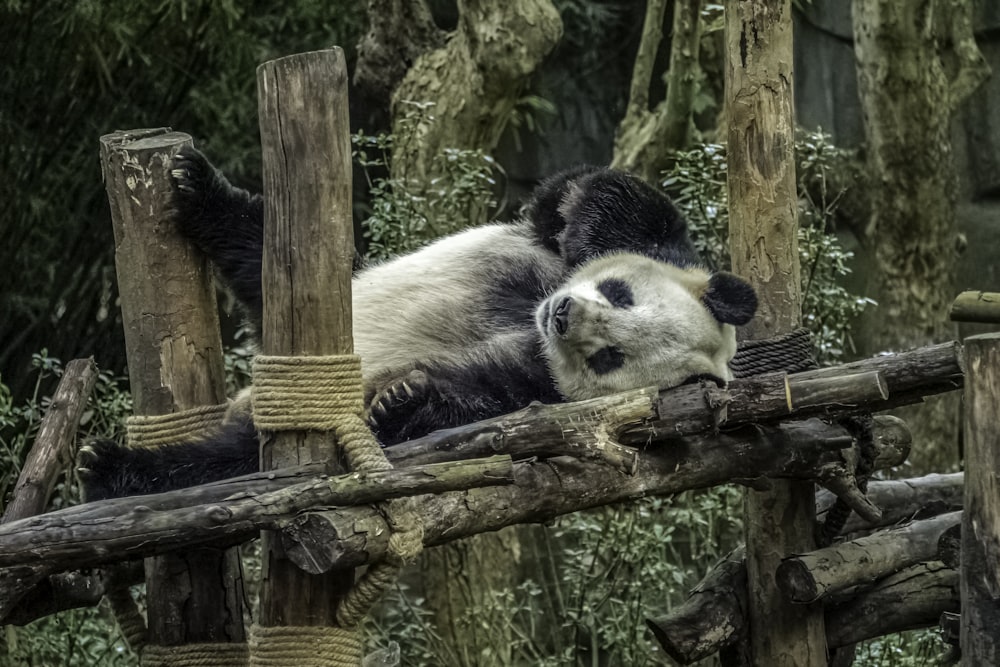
[255,49,355,627]
[724,2,826,665]
[961,333,1000,665]
[100,129,246,645]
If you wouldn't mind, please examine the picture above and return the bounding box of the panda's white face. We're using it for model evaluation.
[535,254,738,400]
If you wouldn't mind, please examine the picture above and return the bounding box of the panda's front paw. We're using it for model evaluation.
[170,146,216,194]
[367,370,433,445]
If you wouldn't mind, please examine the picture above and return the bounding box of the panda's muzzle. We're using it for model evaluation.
[553,295,573,335]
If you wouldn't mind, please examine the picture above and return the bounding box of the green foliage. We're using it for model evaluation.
[367,489,743,666]
[0,0,366,401]
[854,629,948,666]
[353,105,500,260]
[0,353,136,665]
[662,130,874,364]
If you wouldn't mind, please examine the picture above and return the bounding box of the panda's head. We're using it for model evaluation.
[535,254,757,400]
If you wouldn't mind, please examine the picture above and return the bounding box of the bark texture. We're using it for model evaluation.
[389,0,561,223]
[960,333,1000,664]
[100,128,244,647]
[851,0,990,473]
[613,0,705,183]
[255,48,355,628]
[724,2,824,664]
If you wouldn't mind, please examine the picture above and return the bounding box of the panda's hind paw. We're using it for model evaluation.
[76,439,129,502]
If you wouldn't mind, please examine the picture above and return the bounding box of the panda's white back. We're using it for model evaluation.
[351,222,565,382]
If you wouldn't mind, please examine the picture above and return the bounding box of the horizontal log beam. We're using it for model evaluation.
[0,456,512,577]
[776,511,961,603]
[816,472,963,535]
[950,291,1000,323]
[646,557,959,663]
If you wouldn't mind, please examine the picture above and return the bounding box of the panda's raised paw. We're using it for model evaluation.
[367,369,431,437]
[169,146,215,198]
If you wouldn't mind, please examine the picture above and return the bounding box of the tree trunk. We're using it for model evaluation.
[385,3,561,662]
[389,0,561,227]
[724,1,826,664]
[851,0,990,474]
[612,0,704,183]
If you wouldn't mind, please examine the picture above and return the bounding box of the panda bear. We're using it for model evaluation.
[79,150,757,501]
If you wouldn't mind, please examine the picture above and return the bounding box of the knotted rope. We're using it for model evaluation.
[125,403,228,448]
[141,643,250,667]
[115,404,236,662]
[249,354,424,665]
[732,328,875,543]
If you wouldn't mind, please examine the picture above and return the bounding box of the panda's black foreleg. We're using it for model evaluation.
[369,337,562,446]
[78,420,259,501]
[169,147,265,325]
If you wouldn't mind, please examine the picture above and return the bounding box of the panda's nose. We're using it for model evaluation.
[553,296,573,335]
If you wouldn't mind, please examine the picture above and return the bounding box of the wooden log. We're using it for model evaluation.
[0,417,908,582]
[950,291,1000,323]
[960,333,1000,664]
[633,341,963,442]
[99,128,244,646]
[648,558,960,662]
[0,456,512,574]
[825,562,959,648]
[255,47,356,628]
[775,510,961,603]
[816,472,964,535]
[2,359,99,524]
[646,547,747,665]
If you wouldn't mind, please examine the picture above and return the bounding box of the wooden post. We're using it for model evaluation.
[100,129,246,646]
[255,49,356,627]
[724,1,826,664]
[2,358,98,523]
[960,333,1000,665]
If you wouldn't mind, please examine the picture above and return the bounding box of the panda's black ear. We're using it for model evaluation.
[702,272,757,325]
[522,165,603,255]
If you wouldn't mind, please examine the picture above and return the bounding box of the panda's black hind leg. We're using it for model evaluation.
[77,420,260,501]
[169,147,265,325]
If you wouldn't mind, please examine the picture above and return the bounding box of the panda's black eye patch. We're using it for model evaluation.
[597,278,633,308]
[587,346,625,375]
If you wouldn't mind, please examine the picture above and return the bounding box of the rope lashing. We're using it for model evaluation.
[251,353,424,648]
[141,642,251,667]
[248,625,363,667]
[126,403,228,448]
[115,403,231,660]
[252,356,365,432]
[730,327,817,379]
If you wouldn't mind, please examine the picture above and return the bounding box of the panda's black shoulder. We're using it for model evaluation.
[521,165,699,268]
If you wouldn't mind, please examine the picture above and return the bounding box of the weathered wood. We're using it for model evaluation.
[0,417,908,581]
[99,127,243,646]
[724,0,826,662]
[960,333,1000,664]
[950,291,1000,323]
[776,510,961,603]
[826,562,959,648]
[641,369,889,439]
[816,472,964,535]
[4,564,141,626]
[648,558,961,662]
[255,48,356,628]
[2,358,98,523]
[646,547,747,665]
[0,456,512,574]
